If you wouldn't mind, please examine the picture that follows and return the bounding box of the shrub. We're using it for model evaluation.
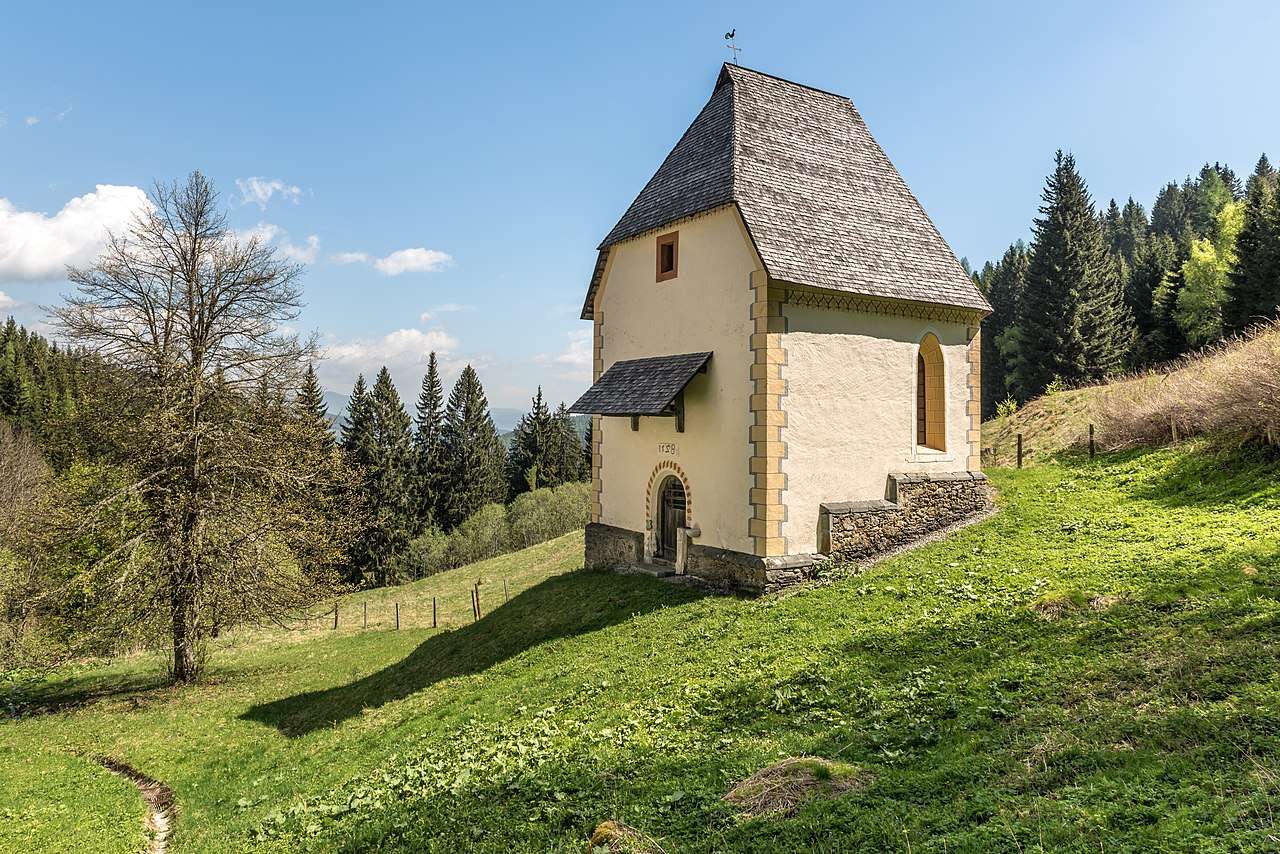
[446,503,510,568]
[996,397,1019,419]
[385,482,591,583]
[507,482,590,549]
[394,528,451,581]
[1101,321,1280,448]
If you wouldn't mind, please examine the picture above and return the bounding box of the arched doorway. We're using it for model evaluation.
[656,475,687,562]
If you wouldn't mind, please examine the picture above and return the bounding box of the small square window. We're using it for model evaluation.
[656,231,678,282]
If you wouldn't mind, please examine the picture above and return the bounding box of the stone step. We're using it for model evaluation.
[619,563,676,579]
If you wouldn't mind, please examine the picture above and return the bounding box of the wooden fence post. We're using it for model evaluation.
[1089,423,1096,460]
[395,602,400,631]
[1016,433,1024,469]
[333,604,338,630]
[504,577,509,603]
[432,596,437,629]
[363,601,367,630]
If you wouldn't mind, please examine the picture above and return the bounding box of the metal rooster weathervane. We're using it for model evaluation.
[724,29,741,64]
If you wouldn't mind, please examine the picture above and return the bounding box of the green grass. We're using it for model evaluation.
[6,444,1280,852]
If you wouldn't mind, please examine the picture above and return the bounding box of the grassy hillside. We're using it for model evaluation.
[5,444,1280,852]
[984,323,1280,465]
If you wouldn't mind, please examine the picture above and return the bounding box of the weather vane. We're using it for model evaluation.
[724,29,741,64]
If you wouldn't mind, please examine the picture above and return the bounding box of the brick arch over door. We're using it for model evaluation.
[645,460,693,529]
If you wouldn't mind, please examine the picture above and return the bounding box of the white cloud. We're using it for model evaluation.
[0,184,149,282]
[373,248,452,276]
[319,325,462,394]
[235,177,302,210]
[0,291,16,310]
[535,328,592,382]
[55,106,72,121]
[431,302,470,312]
[24,116,38,127]
[234,222,319,264]
[331,247,453,276]
[280,234,320,264]
[0,113,7,129]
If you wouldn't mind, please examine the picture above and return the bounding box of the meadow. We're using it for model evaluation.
[5,443,1280,852]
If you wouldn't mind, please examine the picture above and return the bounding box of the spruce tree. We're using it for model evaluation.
[506,387,554,497]
[979,241,1029,416]
[340,374,374,458]
[1224,154,1280,332]
[412,352,446,529]
[1130,233,1178,364]
[1118,198,1150,268]
[582,418,594,480]
[548,402,585,484]
[359,367,415,585]
[297,363,332,447]
[441,364,505,528]
[1151,181,1193,251]
[1011,151,1133,399]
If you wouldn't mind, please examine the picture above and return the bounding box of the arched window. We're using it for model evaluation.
[916,333,945,451]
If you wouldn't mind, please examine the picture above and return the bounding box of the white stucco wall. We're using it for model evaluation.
[595,206,761,555]
[779,304,975,554]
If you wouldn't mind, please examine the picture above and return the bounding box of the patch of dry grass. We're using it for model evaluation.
[1102,322,1280,449]
[722,757,869,819]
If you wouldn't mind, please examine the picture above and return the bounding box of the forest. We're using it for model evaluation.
[0,173,588,683]
[977,151,1280,417]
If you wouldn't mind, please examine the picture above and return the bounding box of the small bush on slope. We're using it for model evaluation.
[255,443,1280,853]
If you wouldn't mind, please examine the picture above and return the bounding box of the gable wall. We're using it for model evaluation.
[594,205,761,556]
[778,297,982,554]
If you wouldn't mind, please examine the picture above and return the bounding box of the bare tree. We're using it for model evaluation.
[53,172,355,681]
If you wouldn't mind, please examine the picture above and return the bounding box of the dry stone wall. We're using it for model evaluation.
[820,472,992,561]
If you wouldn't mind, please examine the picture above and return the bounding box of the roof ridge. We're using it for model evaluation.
[720,62,851,102]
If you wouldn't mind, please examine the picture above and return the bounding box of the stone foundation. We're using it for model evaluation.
[584,522,645,570]
[584,522,817,595]
[820,472,992,561]
[586,471,990,595]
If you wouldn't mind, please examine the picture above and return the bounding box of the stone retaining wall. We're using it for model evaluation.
[584,522,645,570]
[820,472,992,561]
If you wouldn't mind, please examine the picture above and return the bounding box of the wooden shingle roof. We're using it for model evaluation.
[581,64,989,319]
[569,352,712,416]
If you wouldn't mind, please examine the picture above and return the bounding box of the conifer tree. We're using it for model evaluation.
[412,352,446,530]
[506,387,554,497]
[1129,233,1178,363]
[979,241,1028,416]
[340,374,374,459]
[1225,154,1280,333]
[582,418,594,480]
[297,363,332,447]
[1011,152,1134,400]
[362,367,415,585]
[1151,181,1193,251]
[548,402,585,484]
[441,364,505,528]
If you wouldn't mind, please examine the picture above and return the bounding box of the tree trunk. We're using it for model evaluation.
[171,582,198,682]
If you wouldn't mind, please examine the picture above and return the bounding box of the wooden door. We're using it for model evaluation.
[659,477,686,560]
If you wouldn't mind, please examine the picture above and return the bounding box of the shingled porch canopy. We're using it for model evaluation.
[570,351,712,432]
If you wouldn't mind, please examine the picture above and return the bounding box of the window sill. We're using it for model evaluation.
[909,447,955,464]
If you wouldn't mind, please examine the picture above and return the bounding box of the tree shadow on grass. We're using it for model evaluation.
[242,569,704,737]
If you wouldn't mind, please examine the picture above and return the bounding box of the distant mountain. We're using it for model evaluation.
[322,391,350,431]
[490,408,524,433]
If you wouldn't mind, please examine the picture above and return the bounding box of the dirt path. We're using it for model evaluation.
[95,756,175,854]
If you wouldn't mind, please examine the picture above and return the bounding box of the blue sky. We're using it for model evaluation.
[2,0,1278,409]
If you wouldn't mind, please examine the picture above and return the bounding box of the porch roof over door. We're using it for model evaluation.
[569,352,712,417]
